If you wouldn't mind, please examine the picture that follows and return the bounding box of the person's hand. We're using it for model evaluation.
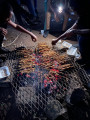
[54,13,59,22]
[52,39,59,45]
[0,27,8,36]
[51,29,75,45]
[31,35,37,42]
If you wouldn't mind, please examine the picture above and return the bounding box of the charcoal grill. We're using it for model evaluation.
[2,45,90,120]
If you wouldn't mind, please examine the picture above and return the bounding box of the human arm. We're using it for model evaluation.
[72,29,90,34]
[49,0,59,22]
[49,0,54,13]
[52,22,77,45]
[8,20,37,42]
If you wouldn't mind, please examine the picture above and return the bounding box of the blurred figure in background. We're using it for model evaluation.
[33,0,38,18]
[0,1,37,55]
[52,0,90,68]
[43,0,70,38]
[8,0,39,27]
[17,0,39,22]
[8,0,32,26]
[62,0,70,32]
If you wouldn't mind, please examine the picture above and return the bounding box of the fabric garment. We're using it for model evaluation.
[18,0,37,17]
[77,15,90,64]
[77,15,90,30]
[8,0,27,25]
[44,0,48,30]
[78,35,90,62]
[8,0,37,26]
[34,0,37,13]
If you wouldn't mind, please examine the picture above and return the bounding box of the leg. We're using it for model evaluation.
[44,0,48,31]
[33,0,40,21]
[34,0,37,13]
[46,11,51,30]
[24,0,37,17]
[43,11,51,38]
[62,12,69,31]
[43,0,51,38]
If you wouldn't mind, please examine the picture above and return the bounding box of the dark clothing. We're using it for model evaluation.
[8,0,33,26]
[77,15,90,64]
[17,0,37,17]
[77,15,90,29]
[78,35,90,62]
[0,22,7,29]
[8,0,25,25]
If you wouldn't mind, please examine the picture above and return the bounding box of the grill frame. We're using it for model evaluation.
[2,45,90,120]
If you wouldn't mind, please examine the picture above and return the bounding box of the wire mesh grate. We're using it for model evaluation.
[2,43,90,120]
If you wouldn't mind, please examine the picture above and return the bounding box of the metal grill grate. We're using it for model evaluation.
[2,44,90,120]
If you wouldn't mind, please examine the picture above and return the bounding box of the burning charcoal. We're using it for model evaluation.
[26,74,31,78]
